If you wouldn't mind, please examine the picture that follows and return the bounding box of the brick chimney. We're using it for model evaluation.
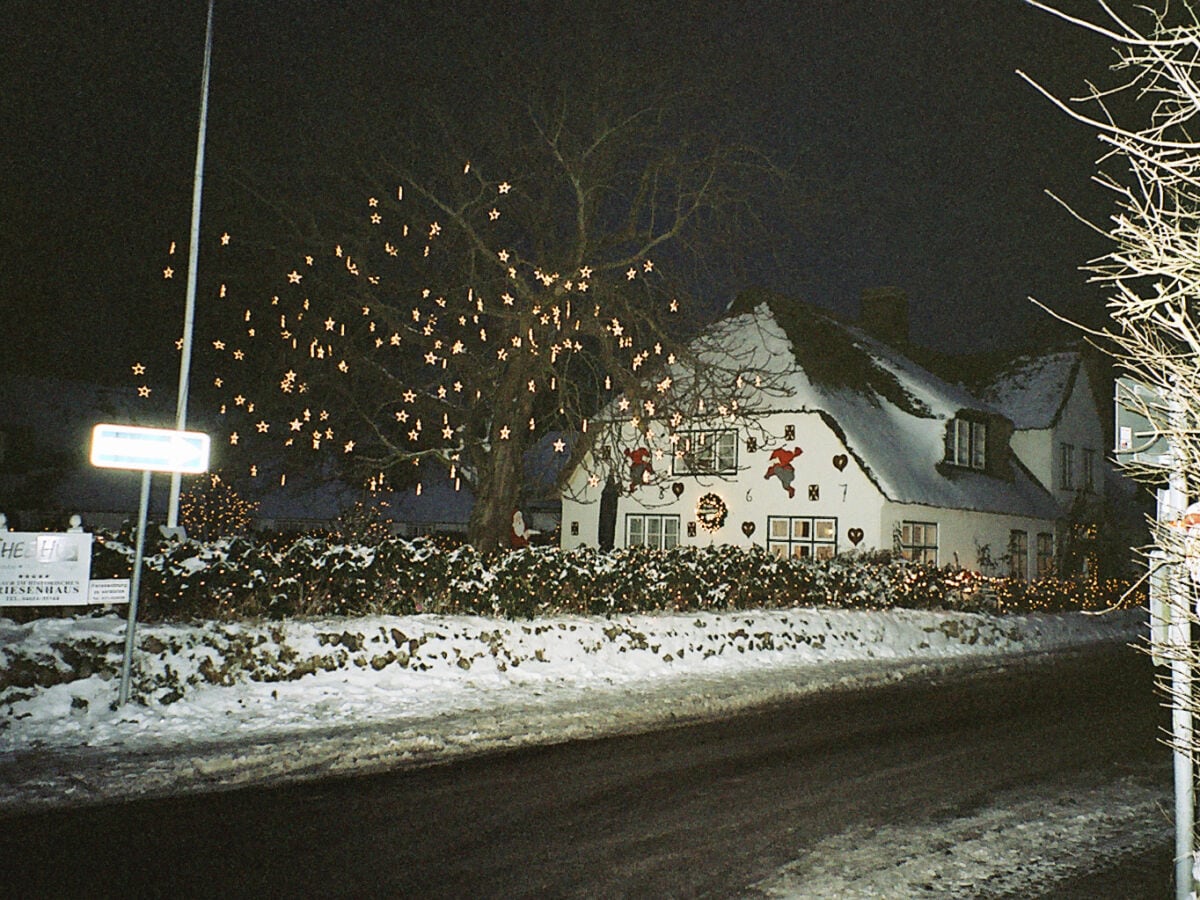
[860,286,909,347]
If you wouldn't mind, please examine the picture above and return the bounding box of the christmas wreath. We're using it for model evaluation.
[695,492,728,532]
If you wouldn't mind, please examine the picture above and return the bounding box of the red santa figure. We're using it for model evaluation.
[625,447,654,490]
[764,446,803,498]
[510,510,531,549]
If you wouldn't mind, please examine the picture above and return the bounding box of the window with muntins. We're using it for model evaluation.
[1082,449,1096,492]
[947,418,986,470]
[1060,443,1075,490]
[1009,530,1029,580]
[625,514,680,550]
[767,516,838,559]
[899,521,938,564]
[1036,532,1055,578]
[673,429,738,475]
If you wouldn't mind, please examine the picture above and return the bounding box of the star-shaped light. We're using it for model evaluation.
[498,181,511,194]
[643,259,654,272]
[230,432,239,445]
[287,270,302,283]
[256,421,269,433]
[498,249,509,263]
[402,389,417,403]
[289,419,302,431]
[163,266,174,279]
[343,441,355,453]
[368,197,378,207]
[428,222,441,237]
[553,438,566,453]
[442,425,454,440]
[137,385,151,398]
[370,213,382,225]
[131,362,146,376]
[626,267,637,280]
[498,425,511,440]
[212,339,226,350]
[220,232,231,245]
[214,377,223,388]
[488,208,500,221]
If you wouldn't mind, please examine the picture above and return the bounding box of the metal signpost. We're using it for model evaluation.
[1115,378,1193,898]
[90,424,210,705]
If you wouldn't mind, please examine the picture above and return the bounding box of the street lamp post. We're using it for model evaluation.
[167,0,215,528]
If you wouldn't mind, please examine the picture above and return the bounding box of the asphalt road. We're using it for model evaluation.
[0,645,1168,898]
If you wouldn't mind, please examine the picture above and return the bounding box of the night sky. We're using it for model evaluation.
[1,0,1115,390]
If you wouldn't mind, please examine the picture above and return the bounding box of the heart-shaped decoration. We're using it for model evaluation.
[832,454,848,471]
[672,482,684,498]
[742,521,756,537]
[847,527,864,545]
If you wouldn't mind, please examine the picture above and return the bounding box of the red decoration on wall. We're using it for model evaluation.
[764,446,803,498]
[625,447,653,490]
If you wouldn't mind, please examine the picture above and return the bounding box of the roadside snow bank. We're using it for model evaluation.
[0,606,1140,814]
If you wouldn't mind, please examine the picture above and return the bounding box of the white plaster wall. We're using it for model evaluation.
[881,501,1056,577]
[561,411,887,554]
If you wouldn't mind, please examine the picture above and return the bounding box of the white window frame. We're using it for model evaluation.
[767,516,838,559]
[673,429,738,476]
[948,418,986,470]
[625,514,680,550]
[899,521,938,565]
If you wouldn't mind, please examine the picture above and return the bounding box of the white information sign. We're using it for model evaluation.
[88,579,131,605]
[90,423,211,474]
[0,531,94,606]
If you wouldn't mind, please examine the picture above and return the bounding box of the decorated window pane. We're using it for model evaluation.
[625,514,680,550]
[673,429,738,475]
[663,517,680,549]
[898,520,937,564]
[628,516,644,546]
[768,515,838,558]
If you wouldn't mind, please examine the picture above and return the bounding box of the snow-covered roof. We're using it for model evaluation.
[978,351,1080,431]
[717,294,1059,519]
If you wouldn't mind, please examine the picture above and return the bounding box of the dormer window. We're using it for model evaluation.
[947,416,987,470]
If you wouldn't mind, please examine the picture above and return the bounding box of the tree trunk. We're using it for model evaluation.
[467,435,527,554]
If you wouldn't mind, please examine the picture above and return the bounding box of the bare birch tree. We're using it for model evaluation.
[1020,2,1200,886]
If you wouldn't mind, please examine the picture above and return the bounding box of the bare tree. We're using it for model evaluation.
[206,83,791,553]
[1020,1,1200,891]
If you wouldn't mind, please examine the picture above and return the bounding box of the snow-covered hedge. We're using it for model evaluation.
[65,532,1142,623]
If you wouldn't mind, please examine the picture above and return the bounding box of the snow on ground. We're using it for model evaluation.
[0,605,1168,896]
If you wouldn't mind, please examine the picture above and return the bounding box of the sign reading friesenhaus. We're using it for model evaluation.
[0,531,93,605]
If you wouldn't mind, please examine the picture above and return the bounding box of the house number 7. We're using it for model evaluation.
[840,484,848,501]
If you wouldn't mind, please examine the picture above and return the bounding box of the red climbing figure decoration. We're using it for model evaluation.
[765,446,803,498]
[625,447,654,490]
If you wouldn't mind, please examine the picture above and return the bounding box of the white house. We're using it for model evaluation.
[560,292,1064,578]
[978,350,1107,512]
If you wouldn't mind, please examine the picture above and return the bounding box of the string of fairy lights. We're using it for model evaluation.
[131,162,760,499]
